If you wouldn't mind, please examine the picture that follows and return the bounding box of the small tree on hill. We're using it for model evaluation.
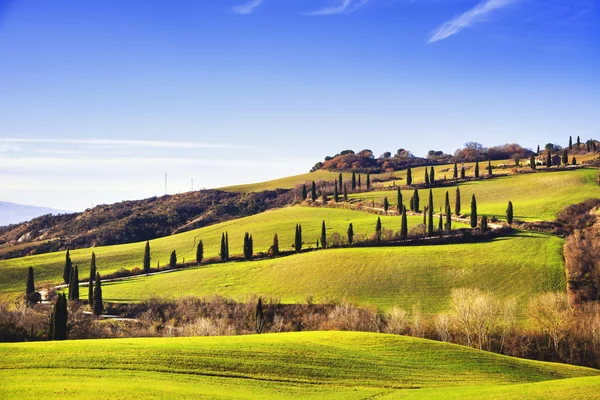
[334,184,339,202]
[243,233,253,260]
[89,253,96,305]
[358,174,362,188]
[196,240,204,264]
[547,150,552,168]
[383,197,389,213]
[220,233,227,261]
[480,215,488,233]
[487,160,492,176]
[347,223,354,245]
[445,204,452,233]
[424,169,430,187]
[453,163,458,180]
[338,173,343,191]
[474,161,479,178]
[460,167,466,179]
[93,273,103,316]
[506,201,514,225]
[301,184,307,200]
[427,190,434,237]
[343,184,348,201]
[444,191,450,212]
[143,241,151,273]
[295,224,302,253]
[438,213,443,236]
[63,249,72,284]
[406,168,412,186]
[351,173,357,190]
[26,266,35,296]
[569,136,573,150]
[255,298,265,334]
[321,221,327,249]
[311,181,317,201]
[455,187,461,216]
[577,135,581,147]
[530,154,536,170]
[49,293,68,340]
[272,233,280,256]
[470,194,478,228]
[397,188,402,211]
[413,189,420,212]
[366,174,371,190]
[562,150,568,166]
[68,266,79,301]
[169,250,177,268]
[430,167,435,186]
[400,207,408,240]
[375,217,382,242]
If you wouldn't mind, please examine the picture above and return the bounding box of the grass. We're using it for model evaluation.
[0,207,436,299]
[101,231,565,313]
[220,170,342,193]
[351,168,600,222]
[0,331,598,399]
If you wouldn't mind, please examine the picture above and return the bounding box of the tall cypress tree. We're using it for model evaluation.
[537,144,540,155]
[453,163,458,180]
[347,223,354,245]
[569,136,573,150]
[470,194,478,228]
[272,233,279,256]
[427,190,434,236]
[225,232,229,259]
[487,160,492,176]
[351,173,357,190]
[338,173,343,191]
[413,189,420,212]
[366,174,371,190]
[506,201,514,225]
[63,249,72,284]
[460,166,466,179]
[26,267,35,296]
[438,213,443,236]
[430,166,435,186]
[406,168,412,186]
[587,140,591,152]
[424,169,430,187]
[143,241,151,273]
[220,233,227,261]
[301,184,307,200]
[445,204,452,233]
[400,206,408,240]
[358,174,362,188]
[255,298,265,334]
[311,181,317,201]
[343,184,348,201]
[196,240,204,264]
[423,208,427,226]
[69,266,79,301]
[50,293,68,340]
[243,233,253,260]
[445,191,450,213]
[577,135,581,147]
[530,153,536,170]
[93,273,103,316]
[481,215,488,232]
[475,161,480,178]
[89,253,96,305]
[334,184,339,202]
[169,250,177,268]
[562,149,568,166]
[397,188,402,211]
[547,149,552,168]
[295,224,302,253]
[375,217,382,242]
[321,220,327,249]
[455,187,461,216]
[383,197,389,213]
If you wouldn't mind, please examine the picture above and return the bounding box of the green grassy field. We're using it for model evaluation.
[101,231,565,312]
[351,168,600,222]
[0,207,436,299]
[1,331,598,399]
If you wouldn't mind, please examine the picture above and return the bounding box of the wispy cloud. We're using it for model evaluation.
[233,0,264,15]
[0,138,239,149]
[429,0,518,43]
[307,0,371,16]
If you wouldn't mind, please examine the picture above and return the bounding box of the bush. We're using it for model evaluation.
[385,307,410,335]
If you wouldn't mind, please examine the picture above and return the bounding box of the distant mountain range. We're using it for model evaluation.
[0,201,71,227]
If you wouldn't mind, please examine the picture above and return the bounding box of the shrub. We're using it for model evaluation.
[385,307,410,335]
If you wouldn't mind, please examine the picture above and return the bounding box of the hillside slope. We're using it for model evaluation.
[1,332,597,399]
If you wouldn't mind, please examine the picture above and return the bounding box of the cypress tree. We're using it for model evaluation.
[506,201,514,225]
[593,141,597,152]
[311,181,317,201]
[196,240,204,264]
[487,160,492,176]
[413,189,420,212]
[470,194,478,228]
[445,190,450,212]
[577,135,580,147]
[26,267,35,296]
[143,241,151,273]
[562,149,568,166]
[460,166,466,179]
[530,153,536,170]
[243,233,253,260]
[334,184,339,202]
[547,149,552,168]
[375,217,382,242]
[409,196,415,212]
[50,293,68,340]
[397,188,402,211]
[572,157,577,165]
[569,136,573,150]
[89,253,96,305]
[225,232,229,259]
[351,173,356,190]
[537,144,540,155]
[424,169,430,186]
[68,266,79,301]
[63,249,72,284]
[358,174,362,188]
[445,204,452,233]
[427,190,434,236]
[301,184,307,200]
[255,298,265,334]
[272,233,279,256]
[481,215,488,233]
[321,220,327,249]
[338,173,343,191]
[587,140,591,152]
[475,161,479,178]
[438,213,443,236]
[400,207,408,240]
[406,168,412,186]
[455,187,461,216]
[295,224,302,253]
[220,233,227,261]
[347,223,354,245]
[430,166,435,185]
[453,163,458,180]
[169,250,177,268]
[343,184,348,201]
[423,207,427,225]
[366,174,371,190]
[383,197,389,213]
[93,273,103,316]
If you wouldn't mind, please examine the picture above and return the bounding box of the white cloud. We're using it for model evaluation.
[0,138,238,149]
[429,0,517,43]
[233,0,264,15]
[307,0,371,16]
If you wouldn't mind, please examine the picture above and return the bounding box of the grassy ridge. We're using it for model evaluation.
[1,332,597,399]
[0,207,434,298]
[351,168,600,221]
[102,231,565,312]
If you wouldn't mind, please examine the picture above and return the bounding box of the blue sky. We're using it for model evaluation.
[0,0,598,211]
